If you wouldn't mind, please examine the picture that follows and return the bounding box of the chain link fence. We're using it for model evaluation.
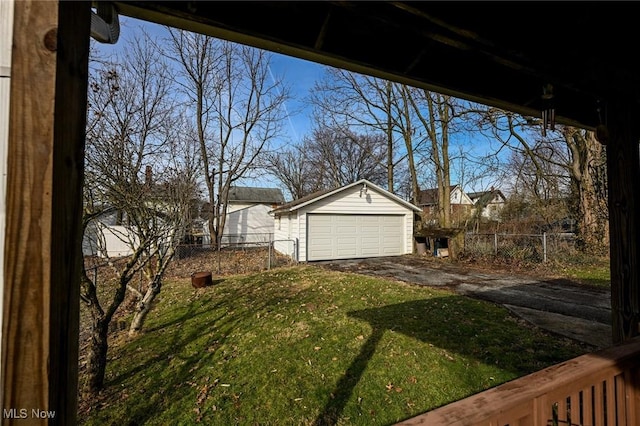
[463,232,578,263]
[83,234,298,289]
[169,234,298,278]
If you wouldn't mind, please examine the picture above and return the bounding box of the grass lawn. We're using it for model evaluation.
[545,255,611,289]
[79,265,591,426]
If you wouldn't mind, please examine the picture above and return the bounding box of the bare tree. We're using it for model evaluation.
[264,126,388,198]
[408,90,457,228]
[502,142,571,230]
[263,144,319,200]
[479,108,608,252]
[81,33,187,395]
[309,69,422,195]
[306,127,388,188]
[166,29,290,248]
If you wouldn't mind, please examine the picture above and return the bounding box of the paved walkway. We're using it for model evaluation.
[317,256,612,349]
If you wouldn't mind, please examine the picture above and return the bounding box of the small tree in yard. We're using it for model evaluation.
[80,33,196,395]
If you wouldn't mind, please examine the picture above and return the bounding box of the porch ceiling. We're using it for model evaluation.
[115,1,639,130]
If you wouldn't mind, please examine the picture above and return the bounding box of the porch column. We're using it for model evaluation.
[605,98,640,344]
[2,1,90,424]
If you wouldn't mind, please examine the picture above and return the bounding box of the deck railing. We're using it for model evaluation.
[397,337,640,426]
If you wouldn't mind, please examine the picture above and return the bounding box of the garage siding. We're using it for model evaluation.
[274,211,305,259]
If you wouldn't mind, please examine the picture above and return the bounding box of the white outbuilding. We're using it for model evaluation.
[271,179,422,262]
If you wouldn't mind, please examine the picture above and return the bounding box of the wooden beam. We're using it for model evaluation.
[0,0,15,409]
[2,1,90,424]
[606,98,640,344]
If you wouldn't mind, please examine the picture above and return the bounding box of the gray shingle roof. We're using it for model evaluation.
[467,189,505,206]
[228,186,285,204]
[418,185,459,206]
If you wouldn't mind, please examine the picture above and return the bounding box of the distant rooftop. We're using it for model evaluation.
[228,186,285,204]
[418,185,459,206]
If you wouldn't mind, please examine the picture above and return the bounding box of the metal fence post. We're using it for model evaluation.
[494,233,498,256]
[543,232,547,263]
[268,233,272,270]
[217,234,221,275]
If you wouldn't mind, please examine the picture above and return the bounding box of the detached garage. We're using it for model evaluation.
[271,179,421,262]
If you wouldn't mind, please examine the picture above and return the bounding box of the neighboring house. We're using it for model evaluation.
[467,188,506,221]
[82,210,139,258]
[418,185,474,226]
[270,179,422,262]
[83,168,191,258]
[203,186,285,245]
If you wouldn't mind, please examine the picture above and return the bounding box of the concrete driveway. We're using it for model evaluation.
[316,256,612,349]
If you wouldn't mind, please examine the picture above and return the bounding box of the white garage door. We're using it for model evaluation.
[307,214,404,261]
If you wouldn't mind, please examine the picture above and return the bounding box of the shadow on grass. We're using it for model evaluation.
[314,295,589,426]
[94,277,311,425]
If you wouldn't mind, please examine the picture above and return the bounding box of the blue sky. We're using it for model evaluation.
[268,54,326,144]
[96,16,323,146]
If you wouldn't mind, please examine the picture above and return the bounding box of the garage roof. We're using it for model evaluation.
[270,179,422,214]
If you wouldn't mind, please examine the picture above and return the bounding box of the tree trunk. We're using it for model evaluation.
[385,81,394,192]
[128,276,162,336]
[564,128,609,254]
[84,314,109,396]
[80,259,131,395]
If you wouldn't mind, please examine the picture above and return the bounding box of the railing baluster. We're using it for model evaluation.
[623,369,639,425]
[614,373,627,425]
[594,380,605,426]
[558,398,568,425]
[569,391,581,425]
[583,386,594,426]
[606,377,616,426]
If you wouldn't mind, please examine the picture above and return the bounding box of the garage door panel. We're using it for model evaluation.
[360,216,380,224]
[361,247,382,256]
[337,226,358,234]
[361,225,381,233]
[310,248,333,259]
[382,246,402,255]
[337,236,357,244]
[361,236,380,245]
[307,214,405,261]
[337,248,358,257]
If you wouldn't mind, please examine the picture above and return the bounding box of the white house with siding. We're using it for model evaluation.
[203,186,285,245]
[270,179,422,262]
[467,188,506,220]
[82,210,138,258]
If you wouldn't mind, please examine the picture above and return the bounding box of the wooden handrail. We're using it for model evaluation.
[397,337,640,425]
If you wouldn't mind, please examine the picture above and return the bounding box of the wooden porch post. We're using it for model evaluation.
[605,98,640,344]
[2,1,89,424]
